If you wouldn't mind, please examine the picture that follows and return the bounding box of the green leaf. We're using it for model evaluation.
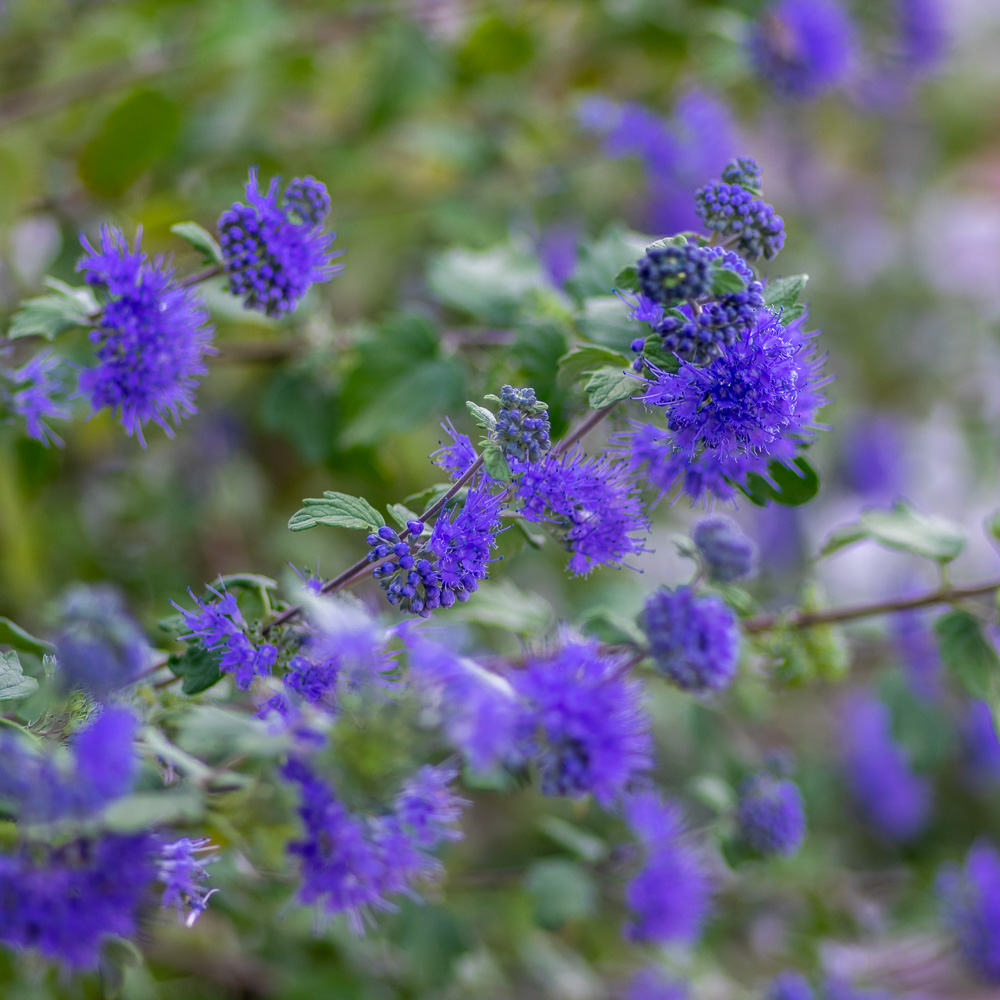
[986,510,1000,544]
[215,573,279,593]
[78,89,181,198]
[613,264,639,293]
[740,457,820,507]
[449,579,552,634]
[537,816,608,862]
[0,618,53,657]
[575,295,638,347]
[640,333,681,372]
[779,303,807,325]
[481,441,511,484]
[709,265,747,296]
[387,502,421,529]
[820,501,966,562]
[178,706,288,761]
[645,235,689,252]
[7,279,98,341]
[99,936,143,1000]
[687,776,737,815]
[556,345,629,389]
[168,643,224,696]
[102,787,206,832]
[171,221,224,266]
[935,610,1000,704]
[577,608,643,647]
[524,859,597,930]
[466,400,496,432]
[0,652,39,702]
[288,492,383,532]
[764,274,809,312]
[584,365,637,409]
[565,226,648,301]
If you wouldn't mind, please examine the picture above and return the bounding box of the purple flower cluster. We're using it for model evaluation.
[405,635,521,772]
[218,169,342,318]
[625,967,689,1000]
[495,384,550,464]
[623,790,712,944]
[695,167,786,262]
[54,584,149,699]
[0,707,138,823]
[514,640,651,805]
[158,837,217,926]
[749,0,857,98]
[961,700,1000,789]
[370,483,505,615]
[432,418,479,481]
[840,692,931,842]
[76,226,214,443]
[938,841,1000,983]
[626,309,828,504]
[0,833,157,968]
[736,770,806,856]
[284,758,465,933]
[768,971,815,1000]
[692,516,757,583]
[1,350,68,446]
[513,448,649,576]
[637,244,713,308]
[640,586,740,693]
[177,584,278,690]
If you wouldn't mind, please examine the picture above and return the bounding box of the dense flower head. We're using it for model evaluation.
[495,384,550,464]
[637,244,713,308]
[840,692,932,842]
[371,482,505,616]
[513,639,651,805]
[896,0,947,75]
[641,586,740,693]
[692,516,758,582]
[76,226,214,443]
[431,417,478,481]
[737,770,806,856]
[176,584,278,690]
[961,700,1000,788]
[283,757,465,933]
[513,447,649,576]
[627,309,828,504]
[768,971,815,1000]
[405,635,522,771]
[54,584,149,699]
[0,832,157,968]
[721,156,763,192]
[158,837,217,926]
[938,841,1000,983]
[1,350,68,446]
[623,791,712,944]
[749,0,857,98]
[695,180,785,262]
[625,967,689,1000]
[218,168,342,318]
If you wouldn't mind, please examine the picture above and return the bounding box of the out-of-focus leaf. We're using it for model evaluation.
[524,859,597,930]
[575,295,637,347]
[537,816,608,862]
[79,89,181,198]
[167,643,224,696]
[556,345,629,389]
[7,279,97,340]
[0,618,53,657]
[102,788,206,832]
[565,226,647,301]
[171,221,224,266]
[450,579,552,634]
[288,492,383,532]
[935,609,1000,705]
[820,501,966,561]
[0,652,39,702]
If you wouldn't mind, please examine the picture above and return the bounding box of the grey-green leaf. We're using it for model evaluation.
[171,221,224,266]
[584,365,636,408]
[466,400,496,432]
[7,279,98,340]
[288,491,384,532]
[764,274,809,312]
[102,787,206,831]
[524,859,598,930]
[709,265,747,296]
[168,643,224,696]
[0,618,53,657]
[481,440,512,484]
[556,345,630,389]
[387,502,421,529]
[935,609,1000,705]
[820,502,966,562]
[0,651,39,702]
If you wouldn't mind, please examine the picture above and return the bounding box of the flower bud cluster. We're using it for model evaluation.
[637,244,713,308]
[495,385,550,463]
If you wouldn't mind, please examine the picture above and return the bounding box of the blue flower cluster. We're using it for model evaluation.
[736,769,806,856]
[218,169,342,318]
[0,350,68,446]
[938,841,1000,983]
[692,516,757,582]
[494,384,551,464]
[369,482,505,615]
[177,584,278,690]
[641,586,740,692]
[768,971,815,1000]
[695,158,785,262]
[623,790,712,944]
[432,418,479,481]
[284,757,466,933]
[77,226,215,443]
[638,244,713,308]
[158,837,217,926]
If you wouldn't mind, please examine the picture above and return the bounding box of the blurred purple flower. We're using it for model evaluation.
[938,841,1000,983]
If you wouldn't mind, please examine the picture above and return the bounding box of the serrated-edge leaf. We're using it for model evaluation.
[288,492,383,532]
[556,345,630,389]
[0,617,53,657]
[710,265,747,296]
[387,502,420,528]
[640,334,680,373]
[466,400,496,431]
[171,221,224,266]
[0,651,39,702]
[482,441,511,483]
[764,274,809,311]
[645,235,688,252]
[584,365,637,409]
[7,281,98,341]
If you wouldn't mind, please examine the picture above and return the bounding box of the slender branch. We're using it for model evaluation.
[178,264,223,288]
[553,402,619,455]
[743,578,1000,634]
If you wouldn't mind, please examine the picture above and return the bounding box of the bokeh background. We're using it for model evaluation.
[3,0,1000,997]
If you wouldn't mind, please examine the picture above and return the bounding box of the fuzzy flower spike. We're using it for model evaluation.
[76,227,215,444]
[218,169,343,318]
